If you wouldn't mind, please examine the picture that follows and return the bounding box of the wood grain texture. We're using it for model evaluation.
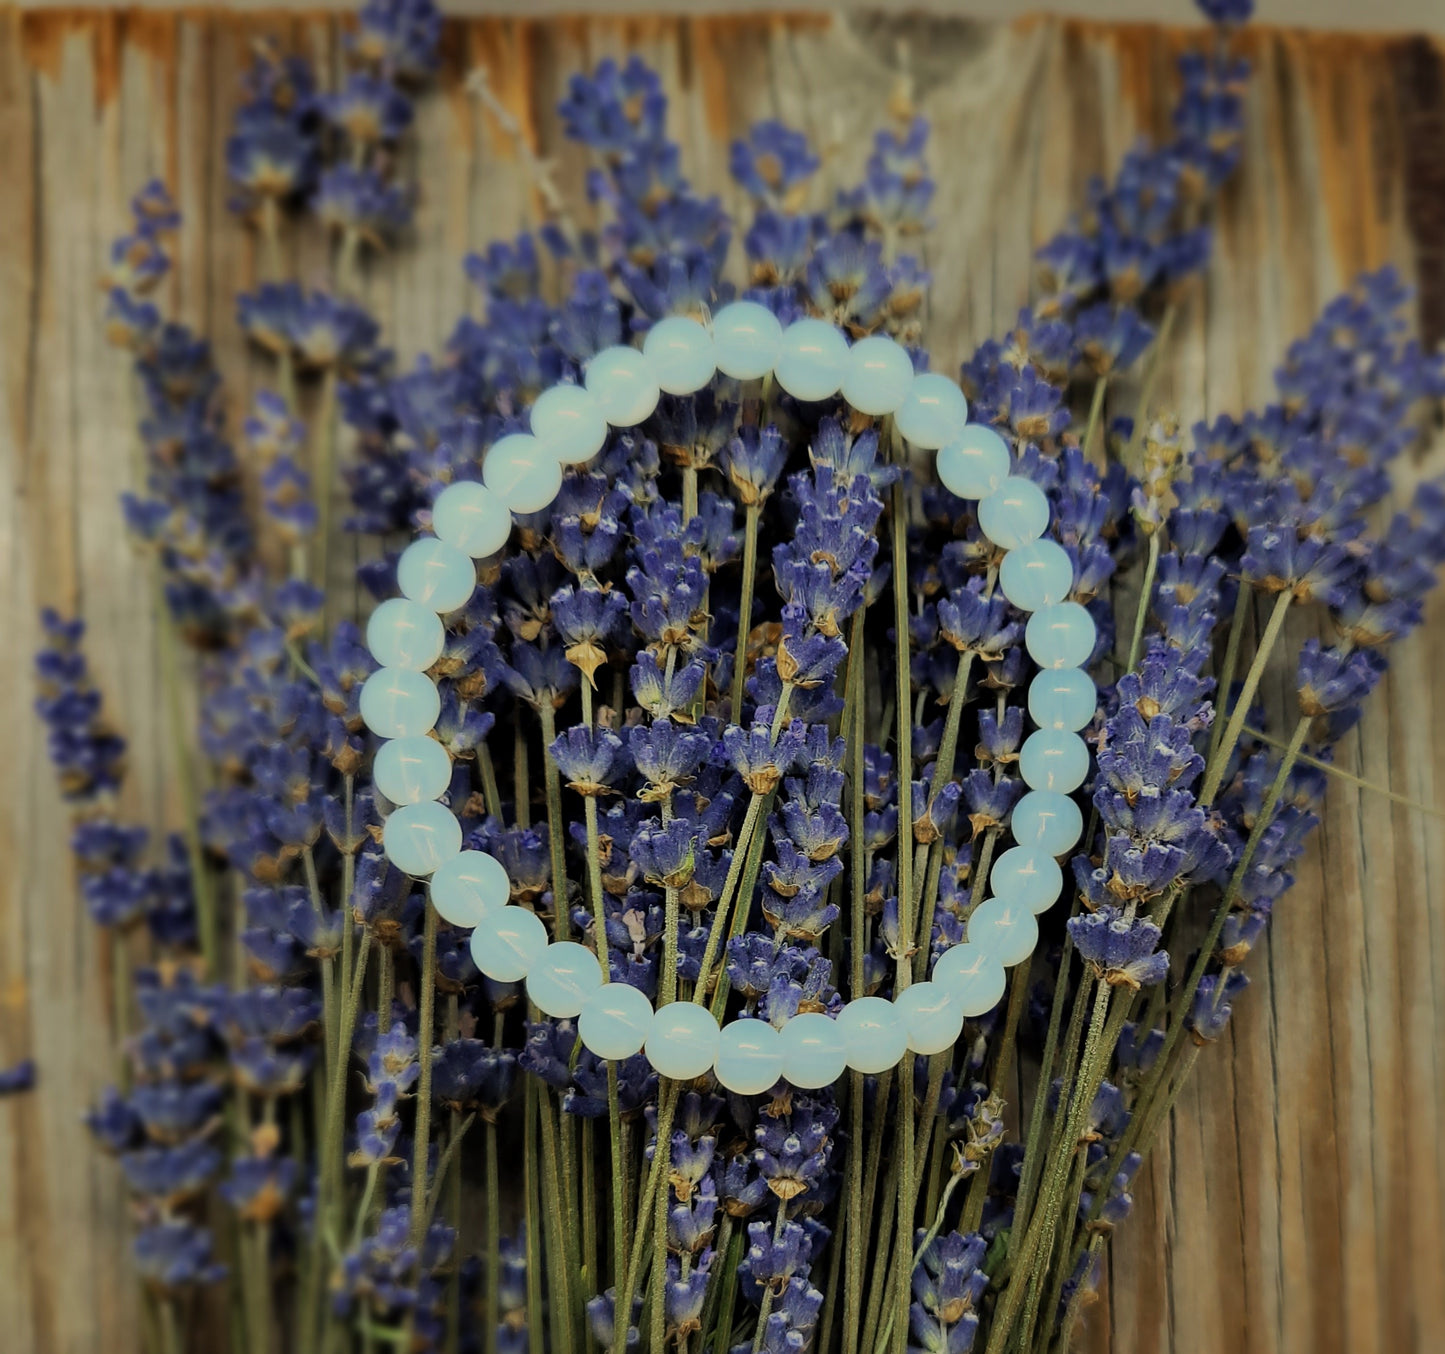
[0,10,1441,1353]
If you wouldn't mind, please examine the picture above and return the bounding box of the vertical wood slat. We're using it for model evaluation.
[0,12,1441,1353]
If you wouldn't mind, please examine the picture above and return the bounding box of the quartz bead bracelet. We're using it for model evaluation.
[359,306,1098,1089]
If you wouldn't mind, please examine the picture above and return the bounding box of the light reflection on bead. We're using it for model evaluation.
[530,384,608,465]
[1020,729,1090,793]
[778,1012,848,1089]
[645,1002,721,1081]
[373,735,451,806]
[893,982,964,1056]
[836,996,907,1074]
[470,905,549,983]
[895,372,969,449]
[998,538,1074,612]
[711,301,783,380]
[642,316,716,395]
[1027,668,1097,732]
[841,334,914,416]
[1011,790,1084,856]
[1025,601,1097,670]
[383,800,462,877]
[359,667,441,739]
[932,943,1007,1016]
[579,982,655,1060]
[432,480,513,558]
[714,1018,786,1095]
[978,476,1050,549]
[397,537,477,614]
[967,897,1039,967]
[988,846,1064,915]
[585,346,661,426]
[526,941,604,1018]
[937,425,1011,500]
[774,319,849,401]
[366,598,445,671]
[482,433,562,515]
[430,850,511,928]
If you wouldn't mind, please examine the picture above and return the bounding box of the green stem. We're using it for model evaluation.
[1123,531,1160,674]
[538,704,570,941]
[524,1080,544,1354]
[324,930,372,1215]
[1081,378,1107,463]
[749,1202,791,1353]
[410,902,438,1248]
[731,503,761,724]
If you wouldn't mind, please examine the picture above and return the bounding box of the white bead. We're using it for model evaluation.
[433,480,513,557]
[932,944,1007,1016]
[366,598,445,671]
[373,735,452,805]
[585,346,661,427]
[835,996,908,1074]
[774,319,849,402]
[892,981,964,1056]
[711,301,783,380]
[430,850,511,928]
[359,667,441,739]
[526,940,604,1018]
[482,432,562,514]
[645,1002,721,1081]
[397,538,476,614]
[937,425,1012,501]
[841,334,915,416]
[382,800,462,876]
[895,372,969,449]
[530,384,608,465]
[778,1012,848,1089]
[579,982,655,1060]
[714,1018,787,1095]
[470,905,549,983]
[967,897,1039,967]
[642,316,716,395]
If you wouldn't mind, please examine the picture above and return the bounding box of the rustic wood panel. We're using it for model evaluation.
[0,10,1441,1353]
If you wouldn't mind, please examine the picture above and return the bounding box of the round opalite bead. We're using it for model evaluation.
[579,982,655,1060]
[642,316,716,395]
[373,735,452,806]
[714,1018,786,1095]
[526,941,603,1018]
[482,433,562,515]
[1020,729,1090,794]
[1025,602,1097,670]
[937,425,1011,500]
[967,896,1039,967]
[978,476,1050,549]
[430,850,510,928]
[836,996,907,1075]
[397,537,476,614]
[778,1012,848,1089]
[932,943,1007,1016]
[774,319,849,402]
[989,846,1063,915]
[1028,667,1096,732]
[530,384,608,465]
[359,667,441,738]
[382,800,462,877]
[432,480,512,557]
[711,301,782,380]
[895,372,968,449]
[999,538,1073,612]
[841,335,914,416]
[366,598,445,671]
[645,1002,721,1081]
[585,346,661,427]
[470,905,549,983]
[1011,789,1084,856]
[893,982,964,1056]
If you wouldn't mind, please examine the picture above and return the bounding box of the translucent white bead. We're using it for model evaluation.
[585,346,661,427]
[841,335,914,416]
[373,735,452,806]
[895,372,969,449]
[999,539,1073,612]
[397,538,477,614]
[1011,790,1084,856]
[778,1012,848,1089]
[932,943,1007,1016]
[526,941,604,1018]
[978,476,1050,549]
[382,800,462,877]
[359,667,441,738]
[714,1018,786,1095]
[774,319,849,402]
[430,850,511,928]
[579,982,655,1060]
[835,996,908,1074]
[892,981,964,1056]
[711,301,783,380]
[530,384,608,465]
[642,316,716,395]
[988,846,1064,915]
[645,1002,721,1081]
[366,598,445,671]
[470,905,549,983]
[1028,668,1096,732]
[1025,602,1097,670]
[1020,730,1090,793]
[967,896,1039,967]
[937,425,1011,500]
[482,433,562,515]
[433,480,513,558]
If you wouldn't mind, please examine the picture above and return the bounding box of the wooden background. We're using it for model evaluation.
[1,8,1444,1353]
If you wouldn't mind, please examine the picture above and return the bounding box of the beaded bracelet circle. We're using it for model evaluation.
[359,302,1096,1093]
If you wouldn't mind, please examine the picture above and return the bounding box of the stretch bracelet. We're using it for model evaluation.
[358,302,1096,1093]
